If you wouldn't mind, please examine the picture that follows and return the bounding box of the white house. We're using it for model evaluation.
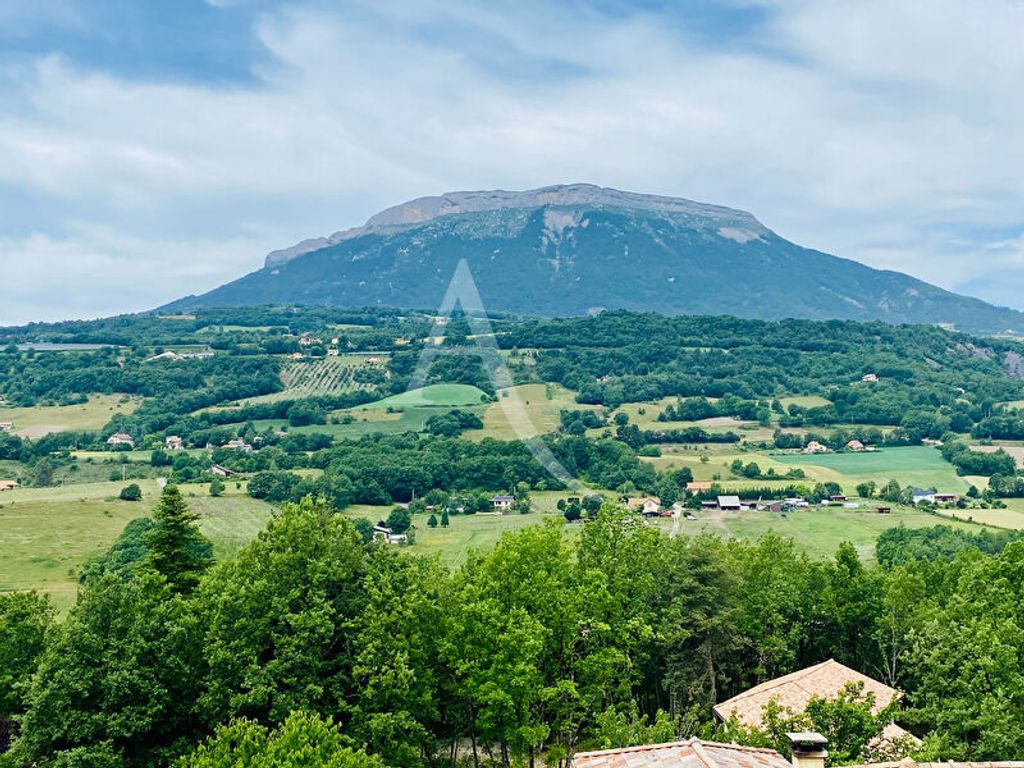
[491,494,515,511]
[106,433,135,447]
[372,525,408,544]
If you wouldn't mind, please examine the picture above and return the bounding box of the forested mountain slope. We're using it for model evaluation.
[166,184,1024,335]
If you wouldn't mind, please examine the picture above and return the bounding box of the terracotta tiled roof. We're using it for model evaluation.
[573,739,791,768]
[713,659,900,728]
[845,761,1024,768]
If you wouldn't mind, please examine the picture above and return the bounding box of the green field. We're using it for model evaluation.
[0,480,272,610]
[0,394,140,438]
[680,504,988,561]
[466,384,597,441]
[773,446,966,491]
[339,491,579,566]
[362,384,490,409]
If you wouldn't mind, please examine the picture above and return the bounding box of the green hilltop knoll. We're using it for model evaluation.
[166,183,1024,334]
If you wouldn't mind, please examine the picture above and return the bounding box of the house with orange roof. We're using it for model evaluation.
[713,659,900,729]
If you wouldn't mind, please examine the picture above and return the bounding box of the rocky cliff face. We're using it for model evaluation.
[265,184,768,267]
[167,184,1024,335]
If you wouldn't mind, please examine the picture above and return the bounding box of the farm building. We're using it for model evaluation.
[686,481,712,492]
[0,480,20,492]
[165,435,184,450]
[862,373,879,382]
[211,465,238,477]
[106,433,135,447]
[0,421,13,431]
[626,495,662,515]
[803,440,828,454]
[490,494,515,511]
[846,439,865,452]
[911,489,958,504]
[372,525,408,545]
[224,439,253,453]
[717,495,742,511]
[713,658,902,730]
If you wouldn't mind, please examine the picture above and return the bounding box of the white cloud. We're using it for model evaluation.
[2,0,1024,323]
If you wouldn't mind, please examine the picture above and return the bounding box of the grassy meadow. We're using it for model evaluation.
[0,394,140,438]
[465,384,597,441]
[677,503,981,561]
[0,480,272,610]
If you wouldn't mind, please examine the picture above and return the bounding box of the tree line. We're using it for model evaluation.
[5,489,1024,766]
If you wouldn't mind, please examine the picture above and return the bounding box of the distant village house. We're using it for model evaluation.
[626,495,663,516]
[165,435,184,450]
[490,494,515,511]
[0,480,20,492]
[106,433,135,447]
[372,525,408,545]
[803,440,828,454]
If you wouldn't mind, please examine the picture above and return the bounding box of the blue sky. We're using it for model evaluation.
[2,0,1024,324]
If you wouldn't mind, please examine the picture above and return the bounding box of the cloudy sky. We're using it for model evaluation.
[2,0,1024,325]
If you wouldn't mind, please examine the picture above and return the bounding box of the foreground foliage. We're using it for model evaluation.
[5,495,1024,767]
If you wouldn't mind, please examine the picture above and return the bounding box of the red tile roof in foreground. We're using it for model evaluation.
[573,739,792,768]
[847,762,1024,768]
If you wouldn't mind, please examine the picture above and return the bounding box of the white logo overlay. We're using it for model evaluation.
[406,259,582,490]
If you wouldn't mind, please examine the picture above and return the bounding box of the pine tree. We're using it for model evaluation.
[440,509,450,527]
[147,485,212,593]
[427,513,438,528]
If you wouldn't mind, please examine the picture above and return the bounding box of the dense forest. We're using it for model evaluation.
[5,490,1024,767]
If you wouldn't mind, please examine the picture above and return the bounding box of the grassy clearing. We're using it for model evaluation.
[338,492,576,567]
[679,504,986,561]
[947,498,1024,529]
[466,384,596,441]
[0,480,272,610]
[363,384,490,409]
[779,395,833,409]
[0,394,140,438]
[773,446,966,491]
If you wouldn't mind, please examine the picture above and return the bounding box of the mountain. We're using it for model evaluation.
[166,184,1024,334]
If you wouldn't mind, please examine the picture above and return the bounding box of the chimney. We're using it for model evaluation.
[786,732,827,768]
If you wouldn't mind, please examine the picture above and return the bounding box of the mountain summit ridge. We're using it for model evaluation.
[170,184,1024,335]
[265,183,767,268]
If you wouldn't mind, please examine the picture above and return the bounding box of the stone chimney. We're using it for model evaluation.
[786,732,828,768]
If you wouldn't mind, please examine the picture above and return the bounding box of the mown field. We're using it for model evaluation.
[677,504,981,561]
[465,384,596,441]
[0,480,272,610]
[0,394,140,438]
